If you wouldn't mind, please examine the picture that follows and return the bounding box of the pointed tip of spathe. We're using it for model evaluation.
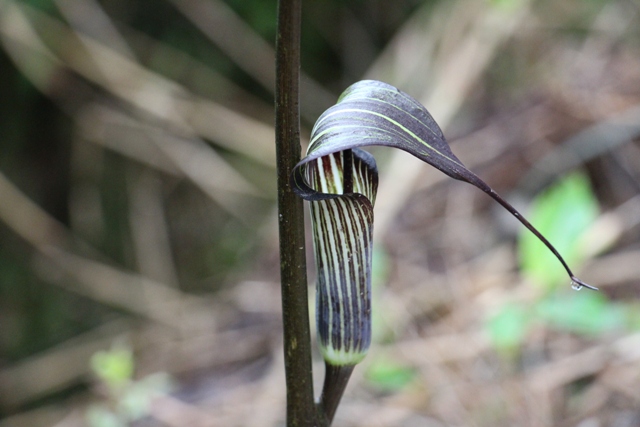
[570,276,599,291]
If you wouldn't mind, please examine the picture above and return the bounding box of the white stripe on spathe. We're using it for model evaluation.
[307,150,376,366]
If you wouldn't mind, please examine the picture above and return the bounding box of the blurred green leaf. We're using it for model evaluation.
[119,373,174,421]
[625,303,640,331]
[86,405,126,427]
[519,173,599,290]
[536,292,627,336]
[371,246,390,290]
[371,246,395,344]
[366,356,416,392]
[487,303,532,353]
[489,0,525,11]
[90,345,134,390]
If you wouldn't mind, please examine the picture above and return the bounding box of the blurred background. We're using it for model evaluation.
[1,0,640,426]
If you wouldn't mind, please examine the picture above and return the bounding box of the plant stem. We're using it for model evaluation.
[275,0,318,425]
[319,363,355,425]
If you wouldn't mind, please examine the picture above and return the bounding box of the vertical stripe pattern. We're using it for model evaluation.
[306,150,377,366]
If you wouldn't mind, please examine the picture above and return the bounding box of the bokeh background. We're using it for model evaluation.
[1,0,640,426]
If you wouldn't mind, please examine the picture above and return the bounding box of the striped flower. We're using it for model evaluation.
[292,80,596,367]
[304,149,377,366]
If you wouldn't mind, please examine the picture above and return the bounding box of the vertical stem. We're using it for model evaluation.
[275,0,318,426]
[319,363,355,425]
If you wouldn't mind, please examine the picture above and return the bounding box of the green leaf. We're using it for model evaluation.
[489,0,525,10]
[536,292,626,336]
[86,405,126,427]
[90,345,134,390]
[487,303,532,352]
[371,247,395,344]
[119,373,173,421]
[519,173,598,289]
[366,356,416,392]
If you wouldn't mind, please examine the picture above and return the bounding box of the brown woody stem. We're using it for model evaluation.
[275,0,320,425]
